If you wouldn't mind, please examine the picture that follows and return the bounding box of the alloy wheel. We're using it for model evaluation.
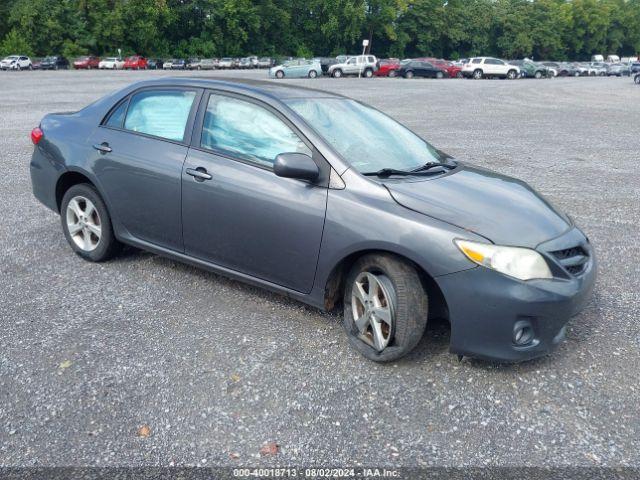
[66,196,102,252]
[351,272,395,352]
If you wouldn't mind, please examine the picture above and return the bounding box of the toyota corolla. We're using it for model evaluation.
[29,79,596,362]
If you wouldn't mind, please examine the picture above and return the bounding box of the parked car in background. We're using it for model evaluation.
[99,57,125,70]
[328,55,378,78]
[199,58,216,70]
[374,58,400,77]
[257,57,273,68]
[73,56,100,69]
[162,60,174,70]
[248,56,259,68]
[621,57,638,65]
[123,56,147,70]
[40,56,69,70]
[432,59,463,78]
[187,58,201,70]
[510,60,549,79]
[1,55,32,70]
[398,60,449,79]
[541,62,579,77]
[591,54,604,62]
[606,55,620,63]
[606,63,630,76]
[218,57,233,69]
[238,57,252,69]
[462,57,519,79]
[31,58,42,70]
[147,58,164,70]
[588,62,608,76]
[269,59,321,78]
[171,59,187,70]
[316,57,339,75]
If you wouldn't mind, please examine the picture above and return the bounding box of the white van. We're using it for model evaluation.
[591,54,604,62]
[606,55,620,63]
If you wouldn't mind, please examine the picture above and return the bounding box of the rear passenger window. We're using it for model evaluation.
[123,90,196,142]
[201,94,311,167]
[105,100,128,128]
[472,58,482,64]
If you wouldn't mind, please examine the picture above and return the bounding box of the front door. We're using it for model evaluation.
[88,87,201,251]
[181,92,328,293]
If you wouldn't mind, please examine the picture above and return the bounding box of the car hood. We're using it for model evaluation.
[384,165,571,248]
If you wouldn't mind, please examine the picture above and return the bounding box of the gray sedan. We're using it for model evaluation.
[29,79,596,363]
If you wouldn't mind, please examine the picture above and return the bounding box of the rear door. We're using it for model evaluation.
[88,87,202,251]
[181,91,329,293]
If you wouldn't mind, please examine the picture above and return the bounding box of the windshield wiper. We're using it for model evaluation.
[363,162,456,178]
[411,161,456,172]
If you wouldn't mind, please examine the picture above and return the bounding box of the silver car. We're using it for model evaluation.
[269,59,321,79]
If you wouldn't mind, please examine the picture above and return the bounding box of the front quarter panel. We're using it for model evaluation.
[311,169,483,306]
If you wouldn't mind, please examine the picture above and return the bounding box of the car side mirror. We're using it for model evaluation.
[274,153,319,182]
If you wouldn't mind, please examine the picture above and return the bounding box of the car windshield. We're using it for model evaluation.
[286,98,443,173]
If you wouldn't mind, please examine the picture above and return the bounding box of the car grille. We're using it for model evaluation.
[550,246,589,276]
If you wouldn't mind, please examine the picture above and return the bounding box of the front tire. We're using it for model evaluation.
[635,75,640,85]
[436,71,444,79]
[534,71,542,79]
[60,184,121,262]
[388,69,397,78]
[343,254,429,362]
[405,70,414,79]
[506,69,517,79]
[332,69,343,78]
[275,70,284,79]
[308,69,317,78]
[364,68,373,78]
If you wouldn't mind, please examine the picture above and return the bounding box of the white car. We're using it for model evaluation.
[328,55,378,78]
[1,55,32,71]
[461,57,520,79]
[162,60,173,70]
[218,58,233,69]
[98,57,125,70]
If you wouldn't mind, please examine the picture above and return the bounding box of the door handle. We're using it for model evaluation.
[186,167,212,181]
[93,143,112,153]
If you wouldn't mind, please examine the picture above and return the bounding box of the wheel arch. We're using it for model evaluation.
[323,249,449,321]
[55,169,101,213]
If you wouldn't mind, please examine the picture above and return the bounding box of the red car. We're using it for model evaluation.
[73,56,100,69]
[124,56,148,70]
[415,58,463,79]
[433,60,463,79]
[374,58,401,77]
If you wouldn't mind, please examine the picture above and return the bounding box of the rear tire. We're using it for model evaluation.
[405,70,414,79]
[275,70,284,79]
[635,75,640,85]
[364,68,373,78]
[456,71,463,78]
[534,71,542,79]
[308,69,317,78]
[507,69,517,79]
[343,254,429,362]
[332,69,343,78]
[436,71,444,79]
[60,184,121,262]
[473,69,483,79]
[388,69,397,78]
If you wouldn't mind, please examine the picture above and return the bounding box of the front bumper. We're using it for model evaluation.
[435,228,597,362]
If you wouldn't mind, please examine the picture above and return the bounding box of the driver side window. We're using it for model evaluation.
[201,94,311,168]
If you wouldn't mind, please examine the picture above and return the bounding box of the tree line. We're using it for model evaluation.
[1,0,639,61]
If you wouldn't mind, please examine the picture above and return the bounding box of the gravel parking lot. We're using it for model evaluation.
[1,70,639,469]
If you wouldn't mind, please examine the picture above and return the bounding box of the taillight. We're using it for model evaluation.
[31,127,43,145]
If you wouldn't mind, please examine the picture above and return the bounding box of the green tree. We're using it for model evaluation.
[0,29,33,57]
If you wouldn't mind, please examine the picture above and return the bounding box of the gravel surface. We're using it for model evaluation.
[0,69,639,469]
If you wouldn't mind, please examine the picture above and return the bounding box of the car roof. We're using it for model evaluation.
[131,77,344,100]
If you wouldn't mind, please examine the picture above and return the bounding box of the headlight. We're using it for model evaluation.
[455,239,552,281]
